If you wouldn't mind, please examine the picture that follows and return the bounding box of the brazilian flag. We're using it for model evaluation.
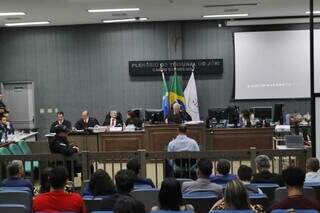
[169,70,185,109]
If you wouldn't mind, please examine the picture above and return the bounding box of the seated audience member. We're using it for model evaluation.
[151,178,194,212]
[182,158,223,196]
[268,166,320,212]
[50,111,72,133]
[0,115,8,141]
[100,169,144,211]
[49,125,79,156]
[305,157,320,182]
[1,160,34,192]
[103,110,123,127]
[167,102,192,124]
[83,169,116,196]
[167,124,199,152]
[237,165,262,194]
[114,195,146,213]
[126,159,155,188]
[252,155,284,186]
[2,112,14,134]
[39,167,53,194]
[210,159,237,184]
[211,180,264,212]
[125,110,143,128]
[74,110,100,130]
[33,166,86,213]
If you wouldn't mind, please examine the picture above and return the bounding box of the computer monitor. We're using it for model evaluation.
[251,107,272,121]
[207,108,228,123]
[145,109,164,124]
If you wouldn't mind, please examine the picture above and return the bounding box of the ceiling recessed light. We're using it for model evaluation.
[203,13,249,18]
[88,8,140,13]
[102,17,147,23]
[5,21,50,27]
[0,12,26,16]
[306,11,320,14]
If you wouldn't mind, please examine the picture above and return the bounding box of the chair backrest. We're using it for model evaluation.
[271,210,319,213]
[134,184,153,190]
[252,183,279,203]
[176,178,193,186]
[210,211,256,213]
[0,191,32,212]
[275,187,317,201]
[0,187,32,195]
[0,204,27,213]
[8,143,24,155]
[83,195,111,213]
[304,182,320,199]
[183,191,219,213]
[0,147,11,155]
[131,188,159,212]
[17,140,32,155]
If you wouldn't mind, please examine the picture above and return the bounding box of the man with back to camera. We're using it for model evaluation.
[167,124,200,152]
[1,160,34,193]
[33,166,86,213]
[167,102,192,124]
[210,159,237,185]
[74,110,99,130]
[182,158,223,196]
[50,125,79,156]
[100,169,145,211]
[268,166,320,212]
[50,111,72,133]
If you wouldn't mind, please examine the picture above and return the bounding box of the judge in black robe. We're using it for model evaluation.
[74,110,99,130]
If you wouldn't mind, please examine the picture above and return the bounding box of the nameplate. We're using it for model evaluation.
[129,59,223,76]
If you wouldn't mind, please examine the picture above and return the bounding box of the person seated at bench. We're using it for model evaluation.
[1,160,34,193]
[33,166,86,213]
[83,169,116,196]
[268,166,320,212]
[114,194,146,213]
[210,179,265,212]
[305,157,320,182]
[252,155,284,186]
[127,159,155,188]
[151,178,194,212]
[210,159,237,185]
[237,165,262,194]
[100,169,145,211]
[182,158,222,196]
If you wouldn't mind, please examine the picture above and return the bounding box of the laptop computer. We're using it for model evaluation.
[285,135,304,148]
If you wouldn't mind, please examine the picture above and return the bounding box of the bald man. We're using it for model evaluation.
[74,110,99,130]
[167,102,192,124]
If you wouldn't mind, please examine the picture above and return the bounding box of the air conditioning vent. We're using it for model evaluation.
[204,3,258,8]
[6,17,22,21]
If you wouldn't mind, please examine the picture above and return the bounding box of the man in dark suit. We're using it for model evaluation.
[74,110,99,130]
[50,111,72,133]
[103,110,123,127]
[167,102,192,124]
[2,112,14,135]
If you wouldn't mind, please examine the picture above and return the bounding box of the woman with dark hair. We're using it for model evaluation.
[39,167,53,193]
[83,169,116,196]
[210,180,264,212]
[114,195,146,213]
[151,178,194,212]
[125,110,143,128]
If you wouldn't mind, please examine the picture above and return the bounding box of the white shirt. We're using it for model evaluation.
[305,171,320,182]
[167,135,200,152]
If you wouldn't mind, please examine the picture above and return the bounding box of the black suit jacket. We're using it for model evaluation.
[49,135,78,156]
[50,120,72,133]
[167,110,192,124]
[74,117,99,130]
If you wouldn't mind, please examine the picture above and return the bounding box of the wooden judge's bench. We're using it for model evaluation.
[68,124,274,152]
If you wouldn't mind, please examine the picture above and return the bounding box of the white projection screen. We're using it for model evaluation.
[234,30,320,100]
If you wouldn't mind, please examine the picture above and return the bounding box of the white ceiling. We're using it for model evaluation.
[0,0,318,26]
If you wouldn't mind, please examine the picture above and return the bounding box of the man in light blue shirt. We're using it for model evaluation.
[167,124,200,152]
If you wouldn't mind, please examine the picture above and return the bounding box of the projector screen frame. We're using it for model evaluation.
[231,24,315,101]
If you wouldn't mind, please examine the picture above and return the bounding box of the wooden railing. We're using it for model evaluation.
[0,147,312,188]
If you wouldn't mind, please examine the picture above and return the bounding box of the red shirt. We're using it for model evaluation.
[33,190,86,213]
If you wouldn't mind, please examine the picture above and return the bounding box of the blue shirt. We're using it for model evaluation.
[210,174,237,185]
[1,177,34,193]
[167,135,200,152]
